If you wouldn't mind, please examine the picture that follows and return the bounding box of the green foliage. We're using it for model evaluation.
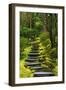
[39,32,51,54]
[43,39,51,48]
[20,37,30,50]
[50,48,57,59]
[40,32,50,41]
[20,46,33,78]
[20,12,58,77]
[52,66,58,75]
[20,46,32,60]
[20,27,27,37]
[32,29,40,37]
[35,21,43,30]
[39,43,46,55]
[20,26,40,39]
[20,27,32,38]
[40,32,51,51]
[20,61,33,78]
[55,36,58,47]
[38,35,58,74]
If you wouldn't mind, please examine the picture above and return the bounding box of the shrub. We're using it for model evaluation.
[35,21,43,30]
[20,37,30,50]
[20,27,28,37]
[40,32,51,51]
[20,27,33,38]
[20,46,32,60]
[50,48,57,59]
[40,32,50,41]
[20,61,33,78]
[43,39,51,48]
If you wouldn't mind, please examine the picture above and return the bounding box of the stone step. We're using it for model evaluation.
[30,66,43,70]
[32,46,39,49]
[26,58,38,62]
[30,66,50,71]
[32,48,39,50]
[25,62,40,66]
[32,44,39,46]
[28,53,39,56]
[29,56,38,59]
[34,72,54,77]
[30,50,39,53]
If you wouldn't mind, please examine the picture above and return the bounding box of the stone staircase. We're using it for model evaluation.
[25,42,54,77]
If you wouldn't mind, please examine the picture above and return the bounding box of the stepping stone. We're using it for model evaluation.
[34,72,54,77]
[25,62,40,66]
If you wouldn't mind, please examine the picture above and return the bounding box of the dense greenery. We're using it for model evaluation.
[20,12,58,78]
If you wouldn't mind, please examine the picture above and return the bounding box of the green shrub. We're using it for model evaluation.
[40,32,50,41]
[35,21,43,30]
[20,46,32,60]
[40,32,51,51]
[20,27,28,37]
[20,37,30,50]
[20,27,33,38]
[20,61,33,78]
[50,48,57,59]
[43,39,51,48]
